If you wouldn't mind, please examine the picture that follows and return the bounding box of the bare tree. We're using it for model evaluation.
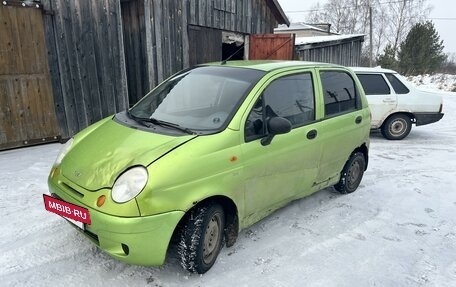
[307,0,432,60]
[373,4,389,56]
[385,0,431,54]
[308,0,370,34]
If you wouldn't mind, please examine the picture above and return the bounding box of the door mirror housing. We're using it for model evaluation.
[261,117,292,146]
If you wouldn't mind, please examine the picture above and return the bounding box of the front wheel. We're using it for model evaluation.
[334,152,366,194]
[178,203,225,274]
[381,114,412,140]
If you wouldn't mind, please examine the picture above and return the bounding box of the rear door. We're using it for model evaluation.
[240,70,322,224]
[356,73,397,128]
[314,69,370,187]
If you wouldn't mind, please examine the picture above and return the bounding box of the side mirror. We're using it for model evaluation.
[261,117,292,146]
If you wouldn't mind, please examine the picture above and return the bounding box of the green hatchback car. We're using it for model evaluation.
[46,61,370,274]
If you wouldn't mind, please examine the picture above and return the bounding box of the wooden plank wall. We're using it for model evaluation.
[0,4,60,150]
[186,0,277,35]
[33,0,281,138]
[188,25,222,66]
[42,0,128,138]
[138,0,279,93]
[121,0,148,105]
[296,38,364,66]
[143,0,186,88]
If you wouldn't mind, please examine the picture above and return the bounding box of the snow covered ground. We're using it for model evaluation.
[409,74,456,92]
[1,87,456,287]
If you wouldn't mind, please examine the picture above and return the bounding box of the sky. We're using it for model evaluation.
[277,0,456,55]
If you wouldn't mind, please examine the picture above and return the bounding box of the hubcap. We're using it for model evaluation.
[390,119,407,136]
[347,159,361,189]
[202,213,221,264]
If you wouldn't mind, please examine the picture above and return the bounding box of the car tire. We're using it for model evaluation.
[334,152,366,194]
[178,203,225,274]
[381,114,412,140]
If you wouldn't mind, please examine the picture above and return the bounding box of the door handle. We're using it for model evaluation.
[355,116,362,124]
[382,99,395,103]
[307,129,317,140]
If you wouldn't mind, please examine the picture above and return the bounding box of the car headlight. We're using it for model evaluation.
[54,138,74,166]
[112,166,148,203]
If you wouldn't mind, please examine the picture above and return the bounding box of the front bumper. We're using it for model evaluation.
[48,180,184,266]
[414,112,444,126]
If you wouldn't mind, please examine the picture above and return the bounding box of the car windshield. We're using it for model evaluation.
[129,66,265,133]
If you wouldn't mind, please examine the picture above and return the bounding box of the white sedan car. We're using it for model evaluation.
[352,67,444,140]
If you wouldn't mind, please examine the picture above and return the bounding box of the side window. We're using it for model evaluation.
[320,71,358,117]
[244,73,315,142]
[385,73,410,94]
[356,74,391,95]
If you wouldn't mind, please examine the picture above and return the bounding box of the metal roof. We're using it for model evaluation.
[295,34,365,46]
[275,23,330,33]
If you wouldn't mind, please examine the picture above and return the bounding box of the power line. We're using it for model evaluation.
[285,0,426,14]
[285,11,456,21]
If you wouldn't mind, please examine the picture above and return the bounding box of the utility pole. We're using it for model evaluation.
[369,4,373,67]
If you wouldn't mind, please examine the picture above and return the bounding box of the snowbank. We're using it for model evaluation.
[408,74,456,92]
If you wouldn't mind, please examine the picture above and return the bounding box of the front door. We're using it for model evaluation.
[240,71,322,225]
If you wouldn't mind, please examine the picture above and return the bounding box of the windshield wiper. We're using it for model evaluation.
[127,111,153,128]
[148,118,195,135]
[127,112,195,135]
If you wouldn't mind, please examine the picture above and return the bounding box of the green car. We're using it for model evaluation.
[46,61,371,274]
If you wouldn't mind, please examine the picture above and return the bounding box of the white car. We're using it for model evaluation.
[351,67,444,140]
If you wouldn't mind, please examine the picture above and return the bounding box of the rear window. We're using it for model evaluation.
[320,71,359,117]
[356,74,391,95]
[385,73,410,94]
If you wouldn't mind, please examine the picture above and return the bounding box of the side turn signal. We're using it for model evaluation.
[97,195,106,207]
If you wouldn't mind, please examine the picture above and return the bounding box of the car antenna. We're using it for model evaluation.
[221,44,245,65]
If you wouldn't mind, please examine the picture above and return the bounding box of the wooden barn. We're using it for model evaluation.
[0,0,290,150]
[274,23,365,66]
[295,34,365,66]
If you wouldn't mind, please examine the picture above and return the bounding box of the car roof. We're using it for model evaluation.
[204,60,343,72]
[350,66,399,74]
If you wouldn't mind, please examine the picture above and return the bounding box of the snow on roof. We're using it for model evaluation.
[275,22,328,33]
[295,34,365,45]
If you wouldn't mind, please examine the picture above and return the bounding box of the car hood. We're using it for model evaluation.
[60,118,197,191]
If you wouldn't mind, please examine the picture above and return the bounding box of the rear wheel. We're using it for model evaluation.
[381,114,412,140]
[334,152,366,194]
[178,203,225,274]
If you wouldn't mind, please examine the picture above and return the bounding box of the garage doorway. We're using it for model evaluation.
[222,31,245,61]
